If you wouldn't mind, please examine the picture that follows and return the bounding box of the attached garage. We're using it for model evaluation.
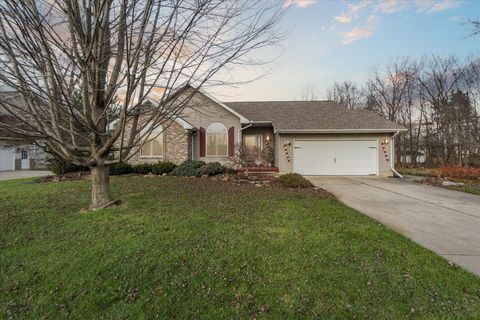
[225,100,406,176]
[0,148,15,171]
[293,140,378,175]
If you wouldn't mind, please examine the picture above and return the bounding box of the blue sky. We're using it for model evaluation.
[216,0,480,101]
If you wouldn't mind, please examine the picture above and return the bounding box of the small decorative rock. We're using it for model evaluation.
[162,173,168,176]
[254,184,262,188]
[442,180,464,187]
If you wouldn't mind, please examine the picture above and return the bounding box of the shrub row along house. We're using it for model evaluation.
[128,86,406,176]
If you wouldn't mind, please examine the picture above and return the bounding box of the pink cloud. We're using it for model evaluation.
[333,0,372,24]
[283,0,316,8]
[423,0,461,13]
[334,14,353,23]
[342,26,375,44]
[376,0,408,13]
[366,15,378,24]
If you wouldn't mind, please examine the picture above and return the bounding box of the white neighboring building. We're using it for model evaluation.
[0,86,47,171]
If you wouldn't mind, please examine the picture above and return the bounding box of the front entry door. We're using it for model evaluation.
[20,149,30,170]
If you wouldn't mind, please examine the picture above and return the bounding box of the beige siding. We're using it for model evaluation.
[277,133,394,176]
[126,88,242,165]
[179,88,241,164]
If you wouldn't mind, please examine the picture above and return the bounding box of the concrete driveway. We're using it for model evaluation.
[308,176,480,276]
[0,170,53,181]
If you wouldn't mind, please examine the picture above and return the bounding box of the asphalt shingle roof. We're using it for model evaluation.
[225,101,405,132]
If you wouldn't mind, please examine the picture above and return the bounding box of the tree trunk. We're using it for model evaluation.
[90,165,115,210]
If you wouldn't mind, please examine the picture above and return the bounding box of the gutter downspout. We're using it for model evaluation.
[390,130,403,178]
[238,122,253,145]
[191,130,198,160]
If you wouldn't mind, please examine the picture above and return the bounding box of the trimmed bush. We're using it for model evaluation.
[196,162,225,177]
[151,162,176,175]
[171,160,206,177]
[133,163,154,175]
[110,162,134,176]
[278,173,314,188]
[111,162,176,176]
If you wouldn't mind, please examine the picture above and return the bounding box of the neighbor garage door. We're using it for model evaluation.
[293,140,378,175]
[0,148,15,171]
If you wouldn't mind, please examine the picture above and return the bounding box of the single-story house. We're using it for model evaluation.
[130,86,406,176]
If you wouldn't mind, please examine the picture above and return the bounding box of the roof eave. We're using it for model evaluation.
[198,90,250,124]
[276,128,408,134]
[146,97,195,130]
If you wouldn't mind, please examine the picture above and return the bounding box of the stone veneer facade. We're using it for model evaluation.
[128,120,191,165]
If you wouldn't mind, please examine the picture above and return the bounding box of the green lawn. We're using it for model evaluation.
[1,176,480,319]
[447,184,480,196]
[398,167,480,196]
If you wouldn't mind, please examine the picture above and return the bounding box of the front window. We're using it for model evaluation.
[21,149,28,159]
[206,122,227,156]
[140,126,164,157]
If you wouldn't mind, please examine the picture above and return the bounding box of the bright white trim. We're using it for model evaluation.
[238,123,253,145]
[390,130,403,178]
[198,90,250,124]
[174,117,194,130]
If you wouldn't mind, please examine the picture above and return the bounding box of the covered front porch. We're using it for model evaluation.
[239,123,277,171]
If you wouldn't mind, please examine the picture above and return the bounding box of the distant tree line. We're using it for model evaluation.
[324,55,480,167]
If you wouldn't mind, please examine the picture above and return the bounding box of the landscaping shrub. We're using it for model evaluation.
[110,162,134,176]
[196,162,225,177]
[132,163,154,175]
[278,173,314,188]
[434,165,480,180]
[171,160,206,176]
[151,162,176,175]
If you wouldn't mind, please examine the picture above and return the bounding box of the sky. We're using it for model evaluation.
[214,0,480,102]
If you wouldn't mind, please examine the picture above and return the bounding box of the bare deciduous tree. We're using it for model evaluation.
[0,0,284,210]
[326,81,364,109]
[333,54,480,167]
[366,58,418,121]
[301,83,318,101]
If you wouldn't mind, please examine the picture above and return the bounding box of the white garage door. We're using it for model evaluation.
[0,148,15,171]
[293,140,378,175]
